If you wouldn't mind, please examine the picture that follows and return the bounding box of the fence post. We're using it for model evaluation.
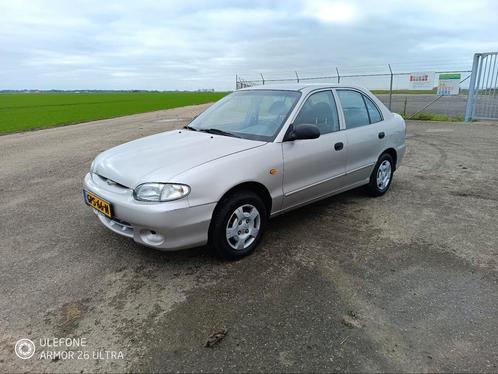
[465,53,480,122]
[388,64,393,110]
[336,67,340,84]
[235,74,238,90]
[260,73,265,85]
[295,71,300,83]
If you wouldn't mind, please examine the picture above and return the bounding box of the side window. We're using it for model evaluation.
[364,96,382,123]
[293,90,339,135]
[337,90,370,129]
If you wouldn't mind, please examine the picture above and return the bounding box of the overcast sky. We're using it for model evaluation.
[1,0,497,90]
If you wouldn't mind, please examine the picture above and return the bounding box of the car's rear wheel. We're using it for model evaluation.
[367,153,394,196]
[210,190,267,260]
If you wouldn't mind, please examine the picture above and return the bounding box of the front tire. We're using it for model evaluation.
[367,153,394,196]
[210,190,268,260]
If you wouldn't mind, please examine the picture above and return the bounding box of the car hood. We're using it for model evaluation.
[93,130,266,188]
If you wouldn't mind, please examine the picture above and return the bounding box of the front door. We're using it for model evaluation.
[282,90,347,210]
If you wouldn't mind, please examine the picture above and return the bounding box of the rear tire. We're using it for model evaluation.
[210,190,268,260]
[367,153,394,196]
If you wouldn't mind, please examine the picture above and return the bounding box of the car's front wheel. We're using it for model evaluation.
[367,153,394,196]
[210,190,267,260]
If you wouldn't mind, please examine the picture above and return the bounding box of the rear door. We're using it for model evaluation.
[335,89,387,184]
[282,90,347,210]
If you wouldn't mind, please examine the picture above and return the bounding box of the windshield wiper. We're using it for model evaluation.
[198,128,241,138]
[183,125,198,131]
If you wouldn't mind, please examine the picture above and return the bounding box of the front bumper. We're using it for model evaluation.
[83,173,216,250]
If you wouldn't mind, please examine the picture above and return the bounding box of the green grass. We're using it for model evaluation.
[0,91,228,134]
[402,112,464,122]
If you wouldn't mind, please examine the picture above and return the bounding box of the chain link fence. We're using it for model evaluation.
[236,67,472,119]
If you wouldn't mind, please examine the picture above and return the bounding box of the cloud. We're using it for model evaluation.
[302,1,357,23]
[0,0,497,90]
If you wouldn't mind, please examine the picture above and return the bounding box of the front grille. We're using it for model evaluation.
[110,216,131,227]
[96,211,134,238]
[94,174,128,190]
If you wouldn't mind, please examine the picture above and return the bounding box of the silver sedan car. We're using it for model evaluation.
[83,84,406,259]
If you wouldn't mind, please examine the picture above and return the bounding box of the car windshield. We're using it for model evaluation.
[187,90,301,141]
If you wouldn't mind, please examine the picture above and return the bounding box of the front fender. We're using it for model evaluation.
[173,143,284,214]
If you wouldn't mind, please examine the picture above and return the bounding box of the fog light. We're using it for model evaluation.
[140,230,165,246]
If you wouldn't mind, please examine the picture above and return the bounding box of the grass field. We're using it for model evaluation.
[402,112,464,121]
[0,91,228,134]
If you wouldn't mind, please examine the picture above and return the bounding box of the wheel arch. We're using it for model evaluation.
[381,148,398,170]
[216,181,272,215]
[208,181,272,244]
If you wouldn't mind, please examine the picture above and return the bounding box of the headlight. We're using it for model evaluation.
[133,183,190,202]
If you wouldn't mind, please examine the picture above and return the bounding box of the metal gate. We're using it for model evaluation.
[465,52,498,121]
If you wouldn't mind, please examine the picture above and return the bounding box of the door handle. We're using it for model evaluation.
[334,142,344,151]
[378,132,385,139]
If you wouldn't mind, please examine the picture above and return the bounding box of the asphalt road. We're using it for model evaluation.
[376,94,469,116]
[1,106,497,372]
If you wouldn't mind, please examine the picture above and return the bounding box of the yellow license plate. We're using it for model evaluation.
[83,190,112,218]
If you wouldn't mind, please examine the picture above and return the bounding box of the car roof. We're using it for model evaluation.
[238,83,368,94]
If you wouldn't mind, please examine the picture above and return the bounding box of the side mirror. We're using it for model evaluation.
[285,124,320,141]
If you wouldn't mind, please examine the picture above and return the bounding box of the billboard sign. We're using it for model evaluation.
[437,73,461,95]
[409,72,435,89]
